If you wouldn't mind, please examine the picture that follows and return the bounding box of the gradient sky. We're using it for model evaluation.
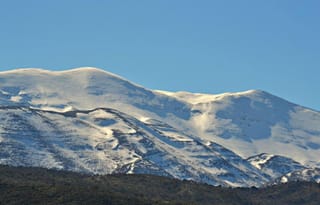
[0,0,319,110]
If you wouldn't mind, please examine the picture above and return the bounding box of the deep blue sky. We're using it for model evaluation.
[0,1,319,110]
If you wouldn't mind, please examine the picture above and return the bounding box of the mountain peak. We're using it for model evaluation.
[238,89,268,95]
[212,89,275,99]
[0,67,125,80]
[155,89,276,105]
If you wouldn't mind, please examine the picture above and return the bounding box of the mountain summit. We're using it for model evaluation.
[0,67,319,187]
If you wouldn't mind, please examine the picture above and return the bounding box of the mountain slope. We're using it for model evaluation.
[275,168,320,184]
[0,106,268,187]
[158,89,320,167]
[247,153,306,178]
[0,67,319,186]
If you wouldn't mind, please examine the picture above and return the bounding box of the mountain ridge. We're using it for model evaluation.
[0,67,319,187]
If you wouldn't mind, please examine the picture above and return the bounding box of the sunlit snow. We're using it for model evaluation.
[0,67,319,186]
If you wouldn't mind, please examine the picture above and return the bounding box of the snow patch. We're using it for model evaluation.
[249,154,274,169]
[139,117,150,123]
[10,96,22,102]
[280,176,288,183]
[40,105,74,112]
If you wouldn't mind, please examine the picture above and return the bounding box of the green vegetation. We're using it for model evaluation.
[0,165,319,205]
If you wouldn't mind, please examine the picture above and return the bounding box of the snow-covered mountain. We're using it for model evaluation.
[0,67,319,187]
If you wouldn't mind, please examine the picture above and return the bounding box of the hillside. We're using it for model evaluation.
[0,67,319,187]
[0,165,319,205]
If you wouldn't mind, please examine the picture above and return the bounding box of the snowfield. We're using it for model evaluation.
[0,67,319,187]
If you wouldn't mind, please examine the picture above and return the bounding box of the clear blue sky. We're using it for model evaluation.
[0,0,319,110]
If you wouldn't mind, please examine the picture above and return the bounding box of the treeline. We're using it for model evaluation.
[0,165,319,205]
